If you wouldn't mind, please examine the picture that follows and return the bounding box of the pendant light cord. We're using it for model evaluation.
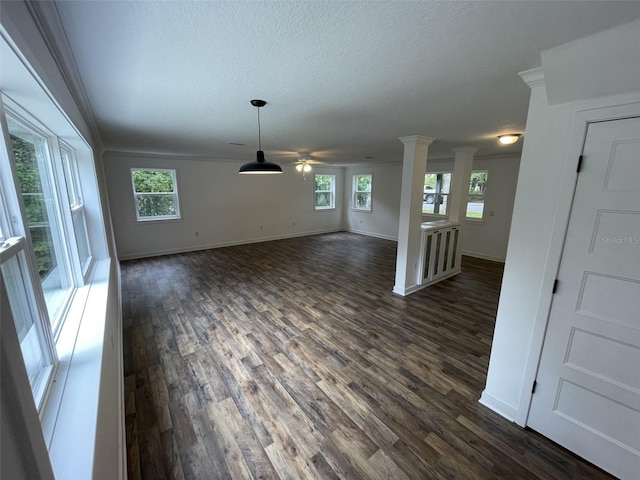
[257,107,262,151]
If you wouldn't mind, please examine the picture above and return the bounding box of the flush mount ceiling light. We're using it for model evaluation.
[498,134,521,145]
[239,99,283,174]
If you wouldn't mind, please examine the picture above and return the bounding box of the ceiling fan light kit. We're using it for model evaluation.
[239,99,283,174]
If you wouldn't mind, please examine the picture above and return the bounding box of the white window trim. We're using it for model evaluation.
[314,173,336,211]
[131,167,181,221]
[466,169,489,221]
[1,29,124,479]
[352,173,373,212]
[422,171,451,219]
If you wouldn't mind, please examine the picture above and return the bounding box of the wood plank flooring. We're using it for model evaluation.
[122,232,613,479]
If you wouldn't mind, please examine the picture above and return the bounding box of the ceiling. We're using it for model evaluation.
[53,1,640,165]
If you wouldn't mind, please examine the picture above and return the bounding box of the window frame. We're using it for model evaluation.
[423,171,451,217]
[60,143,92,276]
[467,170,489,221]
[352,173,373,212]
[0,93,99,412]
[314,173,336,211]
[130,167,181,222]
[5,111,76,335]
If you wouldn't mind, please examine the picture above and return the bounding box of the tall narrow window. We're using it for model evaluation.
[314,174,335,210]
[353,174,372,211]
[61,145,91,274]
[423,172,451,216]
[131,168,180,221]
[7,117,72,328]
[1,243,56,406]
[467,170,488,219]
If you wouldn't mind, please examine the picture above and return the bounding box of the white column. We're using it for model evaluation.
[393,135,435,296]
[448,146,477,224]
[448,146,477,271]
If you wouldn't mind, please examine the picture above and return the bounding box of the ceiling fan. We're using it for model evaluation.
[273,150,334,177]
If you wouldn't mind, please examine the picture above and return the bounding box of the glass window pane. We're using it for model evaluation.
[131,169,180,220]
[132,169,175,193]
[1,250,53,404]
[424,172,451,216]
[353,174,372,211]
[315,192,332,207]
[467,170,488,219]
[8,118,72,326]
[72,209,90,268]
[135,194,177,217]
[315,174,335,209]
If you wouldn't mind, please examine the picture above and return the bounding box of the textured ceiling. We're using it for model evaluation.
[54,1,640,165]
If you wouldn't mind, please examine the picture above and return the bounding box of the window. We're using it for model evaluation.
[131,168,180,221]
[353,174,372,211]
[1,241,56,406]
[7,116,73,329]
[1,98,95,409]
[314,174,335,210]
[423,172,451,216]
[61,145,91,274]
[467,170,488,219]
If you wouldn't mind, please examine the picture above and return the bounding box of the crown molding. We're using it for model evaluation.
[25,1,103,149]
[518,66,545,89]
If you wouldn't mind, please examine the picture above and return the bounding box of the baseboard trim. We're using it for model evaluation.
[462,250,505,263]
[344,228,398,242]
[479,390,518,421]
[117,229,344,261]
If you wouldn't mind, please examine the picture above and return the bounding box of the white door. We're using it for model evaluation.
[527,116,640,480]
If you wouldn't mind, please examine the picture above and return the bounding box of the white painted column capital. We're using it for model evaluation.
[399,135,436,147]
[451,146,479,155]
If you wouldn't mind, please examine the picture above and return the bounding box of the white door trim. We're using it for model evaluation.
[516,100,640,427]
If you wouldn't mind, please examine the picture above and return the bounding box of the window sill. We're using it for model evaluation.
[135,216,183,224]
[422,214,449,221]
[466,218,486,225]
[40,258,114,479]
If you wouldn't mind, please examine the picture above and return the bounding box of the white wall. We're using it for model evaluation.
[344,163,403,241]
[103,151,344,259]
[343,157,520,262]
[481,19,640,424]
[426,155,521,262]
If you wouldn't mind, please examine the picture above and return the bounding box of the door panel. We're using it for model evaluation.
[527,117,640,480]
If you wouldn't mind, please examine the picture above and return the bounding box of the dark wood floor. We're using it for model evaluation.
[122,232,613,480]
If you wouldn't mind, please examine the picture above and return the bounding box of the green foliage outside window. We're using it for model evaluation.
[354,174,372,210]
[11,135,55,277]
[469,171,487,195]
[315,174,334,209]
[356,175,371,192]
[131,169,179,219]
[467,171,488,219]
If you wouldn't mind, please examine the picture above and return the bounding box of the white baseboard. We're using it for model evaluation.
[344,227,398,242]
[117,228,343,261]
[462,250,505,263]
[479,390,518,421]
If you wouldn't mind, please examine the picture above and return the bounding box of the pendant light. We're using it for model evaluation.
[239,99,283,174]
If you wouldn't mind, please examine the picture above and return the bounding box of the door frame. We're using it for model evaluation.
[516,100,640,427]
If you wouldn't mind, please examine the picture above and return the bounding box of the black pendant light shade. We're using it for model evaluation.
[239,150,283,174]
[239,100,283,174]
